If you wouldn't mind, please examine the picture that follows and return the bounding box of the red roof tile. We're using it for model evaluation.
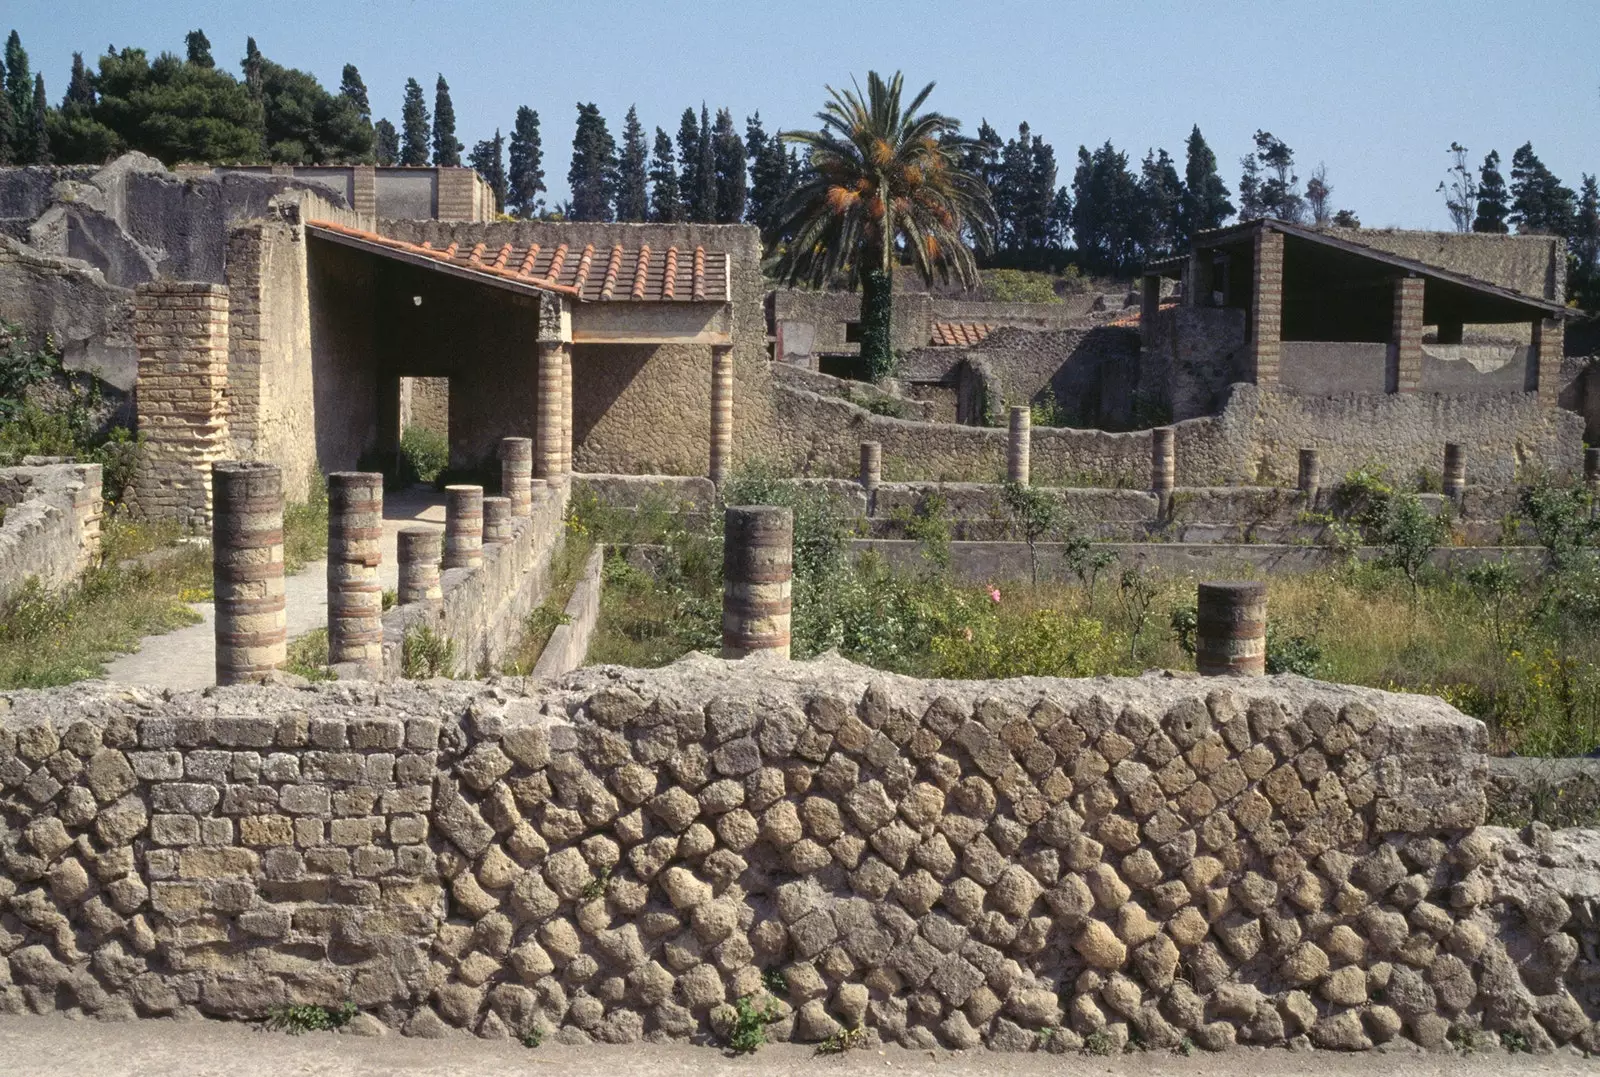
[305,221,731,302]
[930,322,995,347]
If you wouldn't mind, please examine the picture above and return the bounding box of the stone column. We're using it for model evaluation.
[500,437,533,517]
[1151,427,1176,496]
[326,472,384,670]
[536,341,564,479]
[131,282,232,528]
[1442,443,1466,501]
[1297,448,1321,496]
[722,506,792,660]
[1532,316,1564,406]
[397,527,443,605]
[483,496,514,545]
[562,345,574,474]
[1249,229,1283,387]
[1586,447,1599,493]
[1007,406,1031,485]
[530,476,550,510]
[443,484,484,570]
[1196,581,1266,677]
[859,441,882,500]
[710,344,734,486]
[212,462,285,685]
[1391,276,1425,394]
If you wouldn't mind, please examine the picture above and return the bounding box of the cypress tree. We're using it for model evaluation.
[1179,125,1233,244]
[1135,148,1183,258]
[507,106,545,219]
[1473,150,1510,233]
[1509,142,1575,235]
[649,127,680,223]
[467,129,506,212]
[339,64,370,122]
[0,71,11,166]
[373,118,399,165]
[242,37,263,98]
[431,75,461,167]
[694,104,716,223]
[25,73,48,165]
[675,108,700,220]
[6,31,30,148]
[567,102,617,221]
[185,30,213,68]
[64,53,94,109]
[712,108,745,224]
[399,78,429,165]
[615,105,649,221]
[745,112,788,234]
[1571,175,1599,310]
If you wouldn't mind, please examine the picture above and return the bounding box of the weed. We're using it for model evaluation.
[267,1001,357,1034]
[760,967,788,997]
[1499,1029,1531,1053]
[580,866,612,901]
[382,589,397,611]
[283,473,329,574]
[726,994,779,1053]
[401,624,456,678]
[285,629,336,682]
[520,1027,544,1048]
[1082,1029,1114,1056]
[815,1025,868,1054]
[1176,1036,1195,1056]
[1116,566,1161,663]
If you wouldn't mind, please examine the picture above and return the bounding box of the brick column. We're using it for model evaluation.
[1391,276,1425,394]
[1007,406,1031,486]
[1533,316,1563,406]
[536,341,564,478]
[710,344,734,486]
[352,165,377,218]
[212,462,285,685]
[443,485,484,571]
[483,496,514,544]
[723,506,792,660]
[562,346,574,474]
[397,527,443,605]
[132,282,231,528]
[435,168,477,221]
[500,437,533,517]
[1442,444,1466,502]
[1151,427,1176,495]
[1249,229,1283,387]
[1196,581,1266,677]
[326,472,384,670]
[859,441,881,498]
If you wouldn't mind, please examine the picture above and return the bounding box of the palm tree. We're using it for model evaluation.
[771,71,995,381]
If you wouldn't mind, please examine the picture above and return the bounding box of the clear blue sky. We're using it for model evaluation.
[7,0,1597,228]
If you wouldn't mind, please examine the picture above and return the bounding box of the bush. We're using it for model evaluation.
[981,269,1062,304]
[399,425,449,484]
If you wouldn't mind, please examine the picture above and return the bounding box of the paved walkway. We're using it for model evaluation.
[101,488,444,690]
[0,1015,1587,1077]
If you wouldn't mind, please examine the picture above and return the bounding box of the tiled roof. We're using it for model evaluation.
[929,322,995,347]
[305,220,730,303]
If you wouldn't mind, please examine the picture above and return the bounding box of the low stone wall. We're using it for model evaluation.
[3,656,1599,1051]
[380,481,569,678]
[530,545,605,680]
[0,462,103,603]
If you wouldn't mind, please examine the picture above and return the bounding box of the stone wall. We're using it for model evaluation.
[400,378,450,439]
[4,657,1600,1052]
[1141,306,1248,422]
[379,481,570,678]
[0,235,137,393]
[529,546,605,679]
[0,462,102,602]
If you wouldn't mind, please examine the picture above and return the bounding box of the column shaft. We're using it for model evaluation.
[326,472,384,668]
[443,484,484,570]
[1196,581,1266,677]
[1392,276,1425,393]
[397,527,443,604]
[722,506,792,660]
[1007,406,1031,486]
[536,342,563,478]
[212,462,285,685]
[500,437,533,517]
[710,345,734,485]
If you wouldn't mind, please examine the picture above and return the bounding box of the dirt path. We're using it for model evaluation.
[100,488,444,690]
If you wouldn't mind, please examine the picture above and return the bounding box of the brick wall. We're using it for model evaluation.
[1391,278,1425,394]
[1249,230,1283,387]
[3,661,1600,1051]
[128,282,231,527]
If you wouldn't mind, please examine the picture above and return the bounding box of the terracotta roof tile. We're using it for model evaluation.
[305,221,730,302]
[930,322,995,347]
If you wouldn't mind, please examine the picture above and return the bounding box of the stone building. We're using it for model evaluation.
[175,163,498,222]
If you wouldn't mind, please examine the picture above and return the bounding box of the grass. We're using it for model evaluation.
[283,474,329,574]
[284,628,336,682]
[500,530,595,675]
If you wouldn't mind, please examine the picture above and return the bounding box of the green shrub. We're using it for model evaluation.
[267,1002,357,1034]
[402,624,456,678]
[981,269,1062,304]
[399,425,449,484]
[725,995,780,1053]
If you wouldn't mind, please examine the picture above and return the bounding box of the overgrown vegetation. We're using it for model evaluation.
[501,526,594,675]
[284,628,336,682]
[724,994,780,1053]
[283,472,329,573]
[266,1001,358,1035]
[399,425,449,485]
[401,623,456,678]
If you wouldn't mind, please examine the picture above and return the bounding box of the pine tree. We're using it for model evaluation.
[675,108,701,220]
[1473,150,1510,233]
[1135,148,1183,258]
[373,119,399,165]
[399,78,429,165]
[6,32,30,149]
[615,105,649,221]
[1509,142,1575,235]
[92,45,261,164]
[1179,125,1232,244]
[185,30,213,68]
[339,65,370,122]
[24,73,48,165]
[712,108,745,224]
[649,127,680,223]
[242,37,263,99]
[467,129,506,212]
[1072,141,1141,274]
[250,48,371,164]
[47,53,117,165]
[1251,131,1303,223]
[1237,153,1264,220]
[1331,209,1361,229]
[1026,136,1062,254]
[1570,175,1599,310]
[507,106,546,219]
[64,53,94,108]
[694,105,716,223]
[745,112,789,234]
[0,71,11,166]
[961,120,1004,203]
[568,102,617,221]
[995,123,1034,251]
[431,75,461,166]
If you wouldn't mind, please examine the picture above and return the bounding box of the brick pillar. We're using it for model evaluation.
[723,506,792,660]
[500,437,533,517]
[1151,427,1176,495]
[536,341,564,478]
[710,344,734,485]
[562,346,574,474]
[352,165,377,218]
[326,472,384,670]
[212,462,285,685]
[435,168,477,221]
[1532,316,1563,406]
[1391,276,1425,394]
[1007,406,1031,485]
[483,496,514,544]
[397,527,443,605]
[1249,229,1283,387]
[132,282,231,528]
[1443,444,1467,502]
[1196,581,1266,677]
[443,485,483,570]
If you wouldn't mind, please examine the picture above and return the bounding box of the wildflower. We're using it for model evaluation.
[988,587,1001,603]
[963,627,973,642]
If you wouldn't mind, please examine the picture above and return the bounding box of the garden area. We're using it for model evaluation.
[581,467,1600,759]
